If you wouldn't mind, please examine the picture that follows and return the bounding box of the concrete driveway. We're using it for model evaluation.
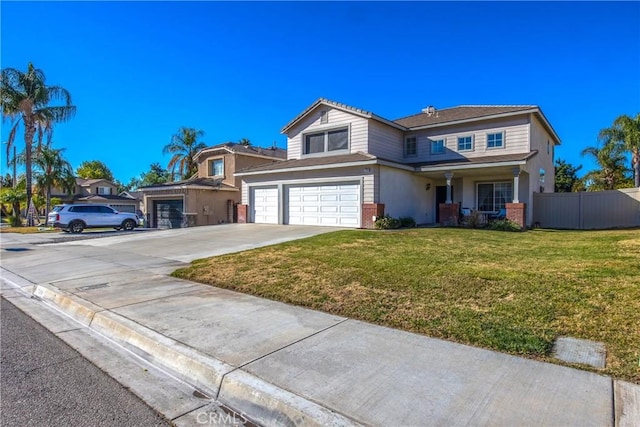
[42,223,342,262]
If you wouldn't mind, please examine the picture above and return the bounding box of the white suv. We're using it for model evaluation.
[48,204,142,233]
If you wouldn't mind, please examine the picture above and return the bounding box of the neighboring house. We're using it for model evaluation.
[50,178,138,213]
[138,142,286,228]
[235,98,560,228]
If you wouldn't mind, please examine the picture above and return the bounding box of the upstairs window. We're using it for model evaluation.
[487,132,504,149]
[320,110,328,124]
[304,128,349,155]
[430,139,445,154]
[457,136,473,151]
[404,137,417,157]
[97,186,112,195]
[209,158,224,176]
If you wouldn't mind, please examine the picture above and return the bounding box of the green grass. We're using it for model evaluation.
[173,228,640,383]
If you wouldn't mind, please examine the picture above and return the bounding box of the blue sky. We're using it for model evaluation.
[2,1,639,183]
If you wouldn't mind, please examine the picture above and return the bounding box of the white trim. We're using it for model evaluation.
[235,160,378,176]
[194,146,285,162]
[457,135,474,152]
[485,131,505,150]
[301,125,350,157]
[418,160,528,173]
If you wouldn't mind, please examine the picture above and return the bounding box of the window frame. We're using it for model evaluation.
[430,138,445,155]
[486,132,504,150]
[404,136,417,157]
[209,158,224,177]
[302,126,350,156]
[476,181,513,212]
[457,135,474,152]
[97,186,112,195]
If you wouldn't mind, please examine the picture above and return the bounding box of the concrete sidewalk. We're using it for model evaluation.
[1,228,638,426]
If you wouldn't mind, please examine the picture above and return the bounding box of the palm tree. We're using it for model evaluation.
[580,141,631,190]
[31,144,75,216]
[163,127,206,181]
[0,185,26,227]
[238,138,251,146]
[1,63,76,224]
[599,113,640,188]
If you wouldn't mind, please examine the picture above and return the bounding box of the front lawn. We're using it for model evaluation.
[173,228,640,383]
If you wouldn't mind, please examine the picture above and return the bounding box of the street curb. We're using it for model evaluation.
[29,283,362,427]
[614,380,640,427]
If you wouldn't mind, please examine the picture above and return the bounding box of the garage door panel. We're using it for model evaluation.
[252,187,278,224]
[287,183,360,228]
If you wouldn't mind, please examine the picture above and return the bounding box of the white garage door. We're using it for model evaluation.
[252,187,279,224]
[287,183,360,227]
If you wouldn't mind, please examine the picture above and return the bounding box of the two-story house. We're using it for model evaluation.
[139,142,286,228]
[50,178,139,213]
[235,98,560,228]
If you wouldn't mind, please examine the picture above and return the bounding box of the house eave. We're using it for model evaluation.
[417,159,529,173]
[139,185,239,192]
[235,160,379,176]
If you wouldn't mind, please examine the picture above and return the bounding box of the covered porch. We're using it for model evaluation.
[416,156,534,228]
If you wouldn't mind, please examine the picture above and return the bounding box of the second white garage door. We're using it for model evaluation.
[287,183,360,227]
[252,187,279,224]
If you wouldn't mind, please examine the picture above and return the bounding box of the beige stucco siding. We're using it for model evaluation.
[368,121,404,162]
[285,107,369,159]
[378,166,433,224]
[410,116,530,163]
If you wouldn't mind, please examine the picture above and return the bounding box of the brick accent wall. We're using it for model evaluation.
[237,204,248,224]
[506,203,526,229]
[361,203,385,229]
[439,203,459,226]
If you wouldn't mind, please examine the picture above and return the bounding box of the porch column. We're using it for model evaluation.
[444,172,454,204]
[512,168,520,203]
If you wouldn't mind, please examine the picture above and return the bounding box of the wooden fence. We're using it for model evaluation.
[533,188,640,229]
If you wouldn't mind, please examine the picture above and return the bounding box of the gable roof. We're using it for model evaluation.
[281,99,561,145]
[138,177,238,192]
[393,105,538,128]
[76,177,114,186]
[194,142,287,161]
[280,98,407,134]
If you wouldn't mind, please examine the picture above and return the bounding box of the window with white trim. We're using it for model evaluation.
[477,182,512,212]
[209,158,224,176]
[404,137,417,157]
[430,138,445,154]
[304,128,349,155]
[97,186,112,195]
[457,135,473,151]
[487,132,504,149]
[320,110,328,124]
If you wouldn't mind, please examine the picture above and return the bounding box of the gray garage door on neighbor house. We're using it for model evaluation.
[251,182,361,227]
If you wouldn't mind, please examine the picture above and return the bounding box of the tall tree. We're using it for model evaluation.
[31,144,75,216]
[599,113,640,188]
[163,127,206,180]
[1,63,76,225]
[554,159,583,192]
[76,160,114,181]
[580,142,631,191]
[238,138,251,146]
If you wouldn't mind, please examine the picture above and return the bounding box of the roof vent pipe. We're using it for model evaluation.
[421,105,437,116]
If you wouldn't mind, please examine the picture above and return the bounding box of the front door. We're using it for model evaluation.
[435,186,454,223]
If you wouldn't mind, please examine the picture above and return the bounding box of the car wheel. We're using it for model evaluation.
[69,221,84,233]
[122,219,136,231]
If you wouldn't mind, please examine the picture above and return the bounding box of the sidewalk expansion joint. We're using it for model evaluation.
[611,378,616,426]
[169,402,211,422]
[215,317,349,401]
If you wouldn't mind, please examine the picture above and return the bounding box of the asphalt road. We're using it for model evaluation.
[0,297,171,427]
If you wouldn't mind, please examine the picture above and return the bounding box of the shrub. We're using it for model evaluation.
[460,210,486,229]
[374,214,400,230]
[488,219,523,232]
[398,216,416,228]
